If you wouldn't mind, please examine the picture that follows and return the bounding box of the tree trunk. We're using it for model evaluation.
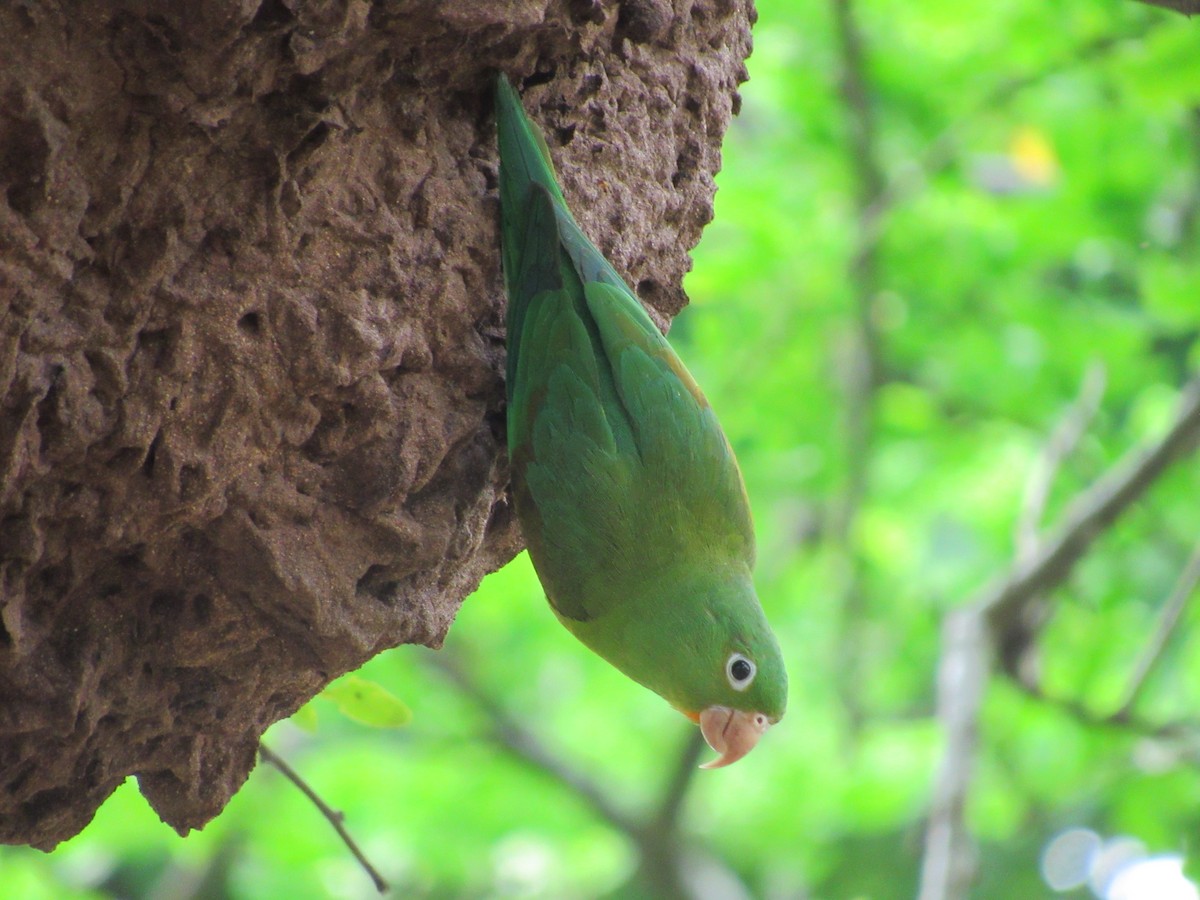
[0,0,753,849]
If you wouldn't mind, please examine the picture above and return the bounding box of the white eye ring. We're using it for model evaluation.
[725,653,756,691]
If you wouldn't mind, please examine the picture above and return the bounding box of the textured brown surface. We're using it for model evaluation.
[0,0,753,849]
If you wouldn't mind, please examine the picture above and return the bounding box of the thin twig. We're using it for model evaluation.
[1015,363,1107,563]
[1003,364,1107,684]
[257,743,389,894]
[1114,540,1200,718]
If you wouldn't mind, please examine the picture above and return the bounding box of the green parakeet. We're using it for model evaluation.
[495,75,787,767]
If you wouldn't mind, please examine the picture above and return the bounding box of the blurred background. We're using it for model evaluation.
[6,0,1200,897]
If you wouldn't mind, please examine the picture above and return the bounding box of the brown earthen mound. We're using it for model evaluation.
[0,0,752,848]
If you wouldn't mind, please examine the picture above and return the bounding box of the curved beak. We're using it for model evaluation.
[698,706,772,769]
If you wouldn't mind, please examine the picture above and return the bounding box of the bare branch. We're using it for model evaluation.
[984,376,1200,634]
[1002,364,1108,684]
[1015,363,1107,563]
[1114,540,1200,718]
[257,743,389,894]
[919,375,1200,900]
[918,608,989,900]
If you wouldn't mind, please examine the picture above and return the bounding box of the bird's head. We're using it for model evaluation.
[676,626,787,768]
[560,567,787,769]
[672,644,783,767]
[654,572,787,768]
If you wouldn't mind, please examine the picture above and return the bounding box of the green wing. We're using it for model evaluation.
[582,280,755,569]
[504,187,639,621]
[498,75,754,623]
[506,215,755,620]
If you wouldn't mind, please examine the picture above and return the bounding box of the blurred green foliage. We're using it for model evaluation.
[6,0,1200,897]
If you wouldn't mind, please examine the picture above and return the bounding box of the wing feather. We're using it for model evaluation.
[584,281,756,565]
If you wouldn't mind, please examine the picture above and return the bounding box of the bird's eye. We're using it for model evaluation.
[725,653,756,691]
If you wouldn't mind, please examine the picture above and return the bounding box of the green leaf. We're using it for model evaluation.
[321,675,413,729]
[289,701,318,733]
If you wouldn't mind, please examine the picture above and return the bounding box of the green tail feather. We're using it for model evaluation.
[494,75,634,394]
[494,76,566,297]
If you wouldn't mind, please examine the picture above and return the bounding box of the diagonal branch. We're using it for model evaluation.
[1113,539,1200,719]
[983,376,1200,632]
[918,374,1200,900]
[1003,363,1108,683]
[1015,362,1107,563]
[258,743,389,894]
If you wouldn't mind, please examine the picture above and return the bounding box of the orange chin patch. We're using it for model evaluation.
[676,708,701,724]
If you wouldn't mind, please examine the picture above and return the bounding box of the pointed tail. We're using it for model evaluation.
[494,75,568,294]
